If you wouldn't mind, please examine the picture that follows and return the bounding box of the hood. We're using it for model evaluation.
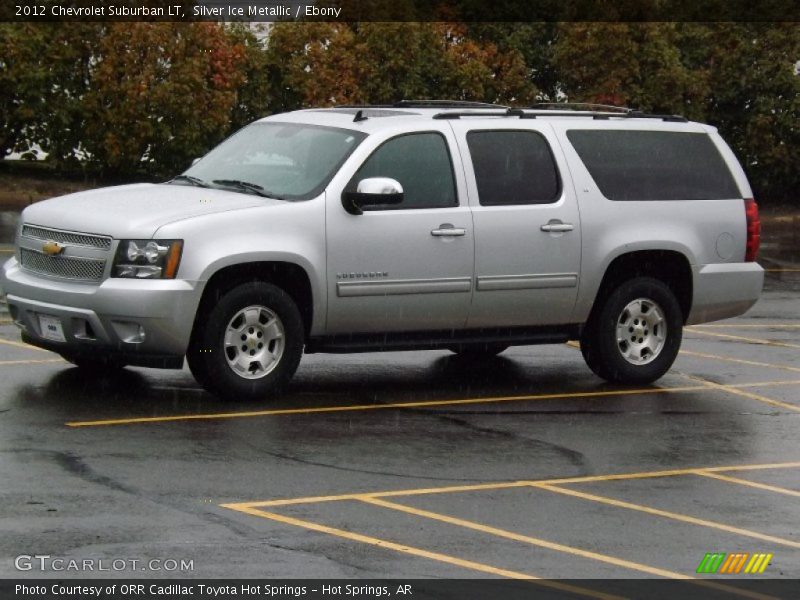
[21,183,282,239]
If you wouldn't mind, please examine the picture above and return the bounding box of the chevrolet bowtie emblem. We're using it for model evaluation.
[42,240,65,256]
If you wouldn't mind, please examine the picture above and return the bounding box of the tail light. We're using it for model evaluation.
[744,198,760,262]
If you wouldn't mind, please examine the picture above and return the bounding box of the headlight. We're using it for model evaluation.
[113,240,183,279]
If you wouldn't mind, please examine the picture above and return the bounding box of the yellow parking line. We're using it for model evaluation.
[0,318,13,325]
[65,384,712,427]
[680,349,800,374]
[710,461,800,473]
[226,481,533,509]
[533,462,800,486]
[531,483,800,549]
[360,496,690,578]
[233,460,800,508]
[221,504,621,600]
[0,358,63,366]
[0,337,50,353]
[359,497,776,600]
[685,327,800,349]
[66,378,800,428]
[683,373,800,413]
[695,471,800,498]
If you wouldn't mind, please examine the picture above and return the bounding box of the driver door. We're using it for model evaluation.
[325,127,474,334]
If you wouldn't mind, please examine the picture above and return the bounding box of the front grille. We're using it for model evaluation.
[20,248,106,282]
[22,225,112,250]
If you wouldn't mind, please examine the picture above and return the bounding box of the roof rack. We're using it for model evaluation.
[530,102,633,113]
[335,100,513,122]
[431,107,687,123]
[336,100,510,110]
[393,100,509,109]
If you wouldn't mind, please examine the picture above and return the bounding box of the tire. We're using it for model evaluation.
[187,282,304,401]
[449,343,509,358]
[61,355,126,372]
[580,277,682,384]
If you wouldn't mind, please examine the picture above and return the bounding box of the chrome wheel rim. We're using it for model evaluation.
[615,298,667,365]
[223,305,285,379]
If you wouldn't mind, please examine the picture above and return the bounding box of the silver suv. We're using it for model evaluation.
[0,102,764,400]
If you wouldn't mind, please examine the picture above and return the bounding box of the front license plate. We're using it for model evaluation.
[38,314,66,342]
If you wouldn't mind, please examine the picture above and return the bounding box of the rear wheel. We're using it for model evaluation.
[580,277,682,384]
[187,282,304,401]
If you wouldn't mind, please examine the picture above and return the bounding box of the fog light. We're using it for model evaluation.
[112,321,146,344]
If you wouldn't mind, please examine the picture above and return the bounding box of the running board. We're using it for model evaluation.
[305,326,579,354]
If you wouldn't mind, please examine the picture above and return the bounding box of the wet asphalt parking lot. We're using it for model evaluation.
[1,214,799,596]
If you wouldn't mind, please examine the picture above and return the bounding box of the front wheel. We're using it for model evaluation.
[580,277,682,384]
[187,282,304,401]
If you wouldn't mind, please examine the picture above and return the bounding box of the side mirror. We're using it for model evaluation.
[191,157,201,166]
[342,177,403,215]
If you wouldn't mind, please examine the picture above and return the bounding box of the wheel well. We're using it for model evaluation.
[193,262,314,338]
[592,251,693,323]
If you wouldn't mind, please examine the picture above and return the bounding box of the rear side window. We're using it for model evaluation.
[566,130,741,201]
[350,132,457,209]
[466,130,561,205]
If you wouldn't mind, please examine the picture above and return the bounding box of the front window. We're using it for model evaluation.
[346,132,458,210]
[180,122,367,200]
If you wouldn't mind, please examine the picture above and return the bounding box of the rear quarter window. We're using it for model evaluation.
[566,130,741,201]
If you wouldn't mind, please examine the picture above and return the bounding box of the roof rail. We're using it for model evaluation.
[336,101,509,110]
[432,107,687,122]
[530,102,632,113]
[432,109,539,120]
[393,100,510,109]
[530,103,686,122]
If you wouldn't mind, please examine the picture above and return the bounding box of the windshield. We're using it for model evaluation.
[179,122,367,200]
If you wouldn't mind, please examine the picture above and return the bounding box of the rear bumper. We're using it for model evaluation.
[687,262,764,325]
[1,257,202,368]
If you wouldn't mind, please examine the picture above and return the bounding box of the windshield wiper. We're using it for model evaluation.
[212,179,285,200]
[170,175,211,188]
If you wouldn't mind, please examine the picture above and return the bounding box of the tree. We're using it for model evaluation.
[0,24,58,159]
[79,22,246,177]
[226,24,273,132]
[466,22,561,102]
[266,22,362,108]
[702,23,800,201]
[35,23,104,170]
[265,20,535,109]
[553,23,707,118]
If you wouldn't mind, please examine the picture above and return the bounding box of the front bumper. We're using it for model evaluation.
[1,257,203,368]
[687,262,764,325]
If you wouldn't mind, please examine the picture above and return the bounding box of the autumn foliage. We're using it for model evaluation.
[0,21,798,201]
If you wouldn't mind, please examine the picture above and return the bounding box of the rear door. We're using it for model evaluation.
[449,121,582,327]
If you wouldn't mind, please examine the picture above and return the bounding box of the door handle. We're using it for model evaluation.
[431,225,466,237]
[540,221,574,233]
